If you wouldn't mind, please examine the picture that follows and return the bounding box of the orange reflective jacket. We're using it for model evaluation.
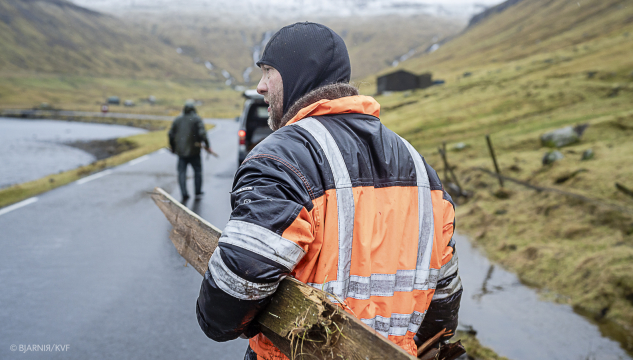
[196,93,461,360]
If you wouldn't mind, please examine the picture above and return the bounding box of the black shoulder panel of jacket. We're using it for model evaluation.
[422,157,443,191]
[314,114,417,188]
[243,123,337,204]
[232,131,318,228]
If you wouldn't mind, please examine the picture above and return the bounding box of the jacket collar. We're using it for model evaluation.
[281,83,381,127]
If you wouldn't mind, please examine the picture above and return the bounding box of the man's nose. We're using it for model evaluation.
[256,78,267,95]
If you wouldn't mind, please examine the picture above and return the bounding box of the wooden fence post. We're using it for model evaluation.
[438,147,463,195]
[442,142,449,183]
[485,135,504,188]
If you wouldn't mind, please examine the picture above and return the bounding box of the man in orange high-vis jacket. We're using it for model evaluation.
[196,22,462,360]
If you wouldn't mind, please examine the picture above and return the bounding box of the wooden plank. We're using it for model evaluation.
[151,187,220,274]
[150,187,416,360]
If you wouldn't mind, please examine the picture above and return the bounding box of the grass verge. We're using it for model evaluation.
[455,331,509,360]
[0,118,214,208]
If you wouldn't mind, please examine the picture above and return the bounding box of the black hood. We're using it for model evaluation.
[256,22,351,116]
[183,104,197,114]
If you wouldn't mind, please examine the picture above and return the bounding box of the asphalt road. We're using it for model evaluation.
[0,119,248,359]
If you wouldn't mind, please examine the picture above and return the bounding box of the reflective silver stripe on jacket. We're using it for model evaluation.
[438,252,459,280]
[208,248,283,300]
[309,272,414,301]
[294,118,355,300]
[219,220,306,271]
[434,253,462,300]
[308,268,440,301]
[361,311,426,337]
[399,136,437,333]
[433,274,462,300]
[399,136,436,291]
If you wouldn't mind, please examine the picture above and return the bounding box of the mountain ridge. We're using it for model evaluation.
[0,0,208,78]
[467,0,524,28]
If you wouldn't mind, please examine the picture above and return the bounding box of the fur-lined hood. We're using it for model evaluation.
[281,83,381,127]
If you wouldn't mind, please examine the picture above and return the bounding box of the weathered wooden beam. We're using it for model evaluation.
[150,187,417,360]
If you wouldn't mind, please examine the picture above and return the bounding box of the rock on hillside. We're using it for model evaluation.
[0,0,207,78]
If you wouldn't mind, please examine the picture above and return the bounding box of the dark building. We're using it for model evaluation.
[418,73,433,89]
[377,70,434,94]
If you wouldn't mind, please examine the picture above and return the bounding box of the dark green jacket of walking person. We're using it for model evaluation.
[168,105,209,158]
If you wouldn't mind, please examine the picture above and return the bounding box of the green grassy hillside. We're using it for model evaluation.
[0,0,208,78]
[372,0,633,351]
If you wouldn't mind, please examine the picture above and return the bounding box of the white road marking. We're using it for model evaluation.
[76,170,113,185]
[128,155,150,166]
[0,197,38,217]
[157,148,169,155]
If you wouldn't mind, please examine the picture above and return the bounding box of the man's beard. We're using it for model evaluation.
[267,87,284,131]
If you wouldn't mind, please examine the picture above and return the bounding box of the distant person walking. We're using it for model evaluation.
[168,101,211,203]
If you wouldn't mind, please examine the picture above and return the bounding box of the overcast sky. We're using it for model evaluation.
[429,0,503,3]
[72,0,507,7]
[71,0,507,20]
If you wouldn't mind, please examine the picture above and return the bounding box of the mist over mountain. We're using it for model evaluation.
[70,0,502,21]
[127,12,462,85]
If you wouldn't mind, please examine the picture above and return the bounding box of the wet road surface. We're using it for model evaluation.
[0,119,247,359]
[0,118,146,188]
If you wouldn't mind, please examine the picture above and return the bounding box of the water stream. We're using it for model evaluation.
[457,234,632,360]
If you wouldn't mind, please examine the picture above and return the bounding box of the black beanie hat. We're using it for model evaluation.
[256,22,351,116]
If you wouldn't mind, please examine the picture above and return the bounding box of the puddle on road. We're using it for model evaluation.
[457,234,632,360]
